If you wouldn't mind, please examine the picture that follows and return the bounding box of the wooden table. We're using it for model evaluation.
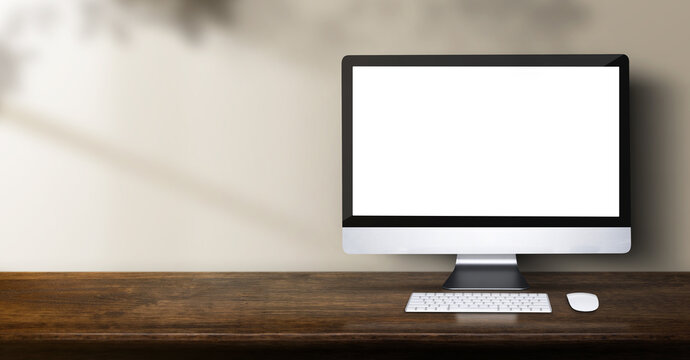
[0,272,688,359]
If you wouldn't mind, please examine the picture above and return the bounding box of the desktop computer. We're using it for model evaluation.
[342,55,630,295]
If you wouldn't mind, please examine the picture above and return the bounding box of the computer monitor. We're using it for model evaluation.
[342,55,630,290]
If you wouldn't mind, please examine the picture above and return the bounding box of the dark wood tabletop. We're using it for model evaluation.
[0,272,688,359]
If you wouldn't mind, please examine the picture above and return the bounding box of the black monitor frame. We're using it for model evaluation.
[342,54,630,227]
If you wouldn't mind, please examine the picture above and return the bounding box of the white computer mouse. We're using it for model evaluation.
[566,292,599,312]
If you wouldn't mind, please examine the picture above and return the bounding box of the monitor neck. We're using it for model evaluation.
[442,254,529,290]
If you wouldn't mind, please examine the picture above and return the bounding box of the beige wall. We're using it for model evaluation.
[0,0,688,271]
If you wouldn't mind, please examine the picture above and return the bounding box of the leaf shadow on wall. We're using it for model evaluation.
[0,0,591,104]
[0,0,331,249]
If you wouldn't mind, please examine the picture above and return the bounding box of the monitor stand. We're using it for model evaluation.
[442,254,529,290]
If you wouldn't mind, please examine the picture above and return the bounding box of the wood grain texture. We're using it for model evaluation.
[0,272,688,359]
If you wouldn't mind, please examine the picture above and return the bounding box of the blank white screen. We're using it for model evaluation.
[352,66,619,216]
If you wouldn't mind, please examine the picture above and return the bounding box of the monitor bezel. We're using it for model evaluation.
[342,54,630,227]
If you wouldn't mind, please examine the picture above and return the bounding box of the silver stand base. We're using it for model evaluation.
[442,254,529,290]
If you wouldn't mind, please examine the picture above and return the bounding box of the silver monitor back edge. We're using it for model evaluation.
[343,227,631,254]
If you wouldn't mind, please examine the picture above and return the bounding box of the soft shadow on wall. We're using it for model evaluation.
[0,0,592,127]
[0,1,236,102]
[0,0,589,84]
[0,1,330,249]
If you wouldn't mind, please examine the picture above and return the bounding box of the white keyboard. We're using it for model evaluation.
[405,292,552,313]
